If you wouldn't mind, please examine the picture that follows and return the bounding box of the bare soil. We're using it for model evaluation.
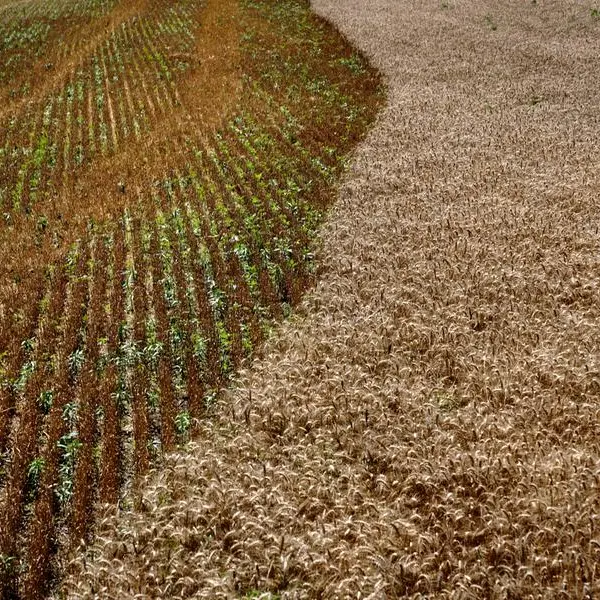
[61,0,600,598]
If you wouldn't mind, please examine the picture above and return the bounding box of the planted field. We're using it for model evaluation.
[58,0,600,598]
[0,0,382,596]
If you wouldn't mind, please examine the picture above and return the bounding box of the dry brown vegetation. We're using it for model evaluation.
[58,0,600,598]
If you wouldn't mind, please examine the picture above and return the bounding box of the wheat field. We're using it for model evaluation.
[59,0,600,598]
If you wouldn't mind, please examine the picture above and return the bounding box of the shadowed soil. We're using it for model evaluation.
[61,0,600,597]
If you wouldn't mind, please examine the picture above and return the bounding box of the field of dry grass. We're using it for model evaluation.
[59,0,600,598]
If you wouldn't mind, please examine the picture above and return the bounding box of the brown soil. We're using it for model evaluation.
[61,0,600,598]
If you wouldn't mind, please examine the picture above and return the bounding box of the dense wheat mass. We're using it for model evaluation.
[0,0,599,597]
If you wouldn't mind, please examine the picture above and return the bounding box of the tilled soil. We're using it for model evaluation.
[61,0,600,598]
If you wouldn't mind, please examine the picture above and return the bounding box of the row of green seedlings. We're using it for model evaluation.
[0,223,162,598]
[0,8,284,384]
[0,236,93,599]
[1,211,163,593]
[95,0,199,146]
[134,100,350,417]
[0,20,51,85]
[2,0,192,199]
[0,219,144,597]
[0,225,115,596]
[0,262,65,488]
[0,0,375,217]
[181,101,350,315]
[86,1,199,156]
[0,0,200,215]
[136,123,324,427]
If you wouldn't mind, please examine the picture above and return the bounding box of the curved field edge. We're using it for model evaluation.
[0,0,384,597]
[61,0,600,598]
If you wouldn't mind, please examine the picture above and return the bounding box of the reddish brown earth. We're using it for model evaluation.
[61,0,600,598]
